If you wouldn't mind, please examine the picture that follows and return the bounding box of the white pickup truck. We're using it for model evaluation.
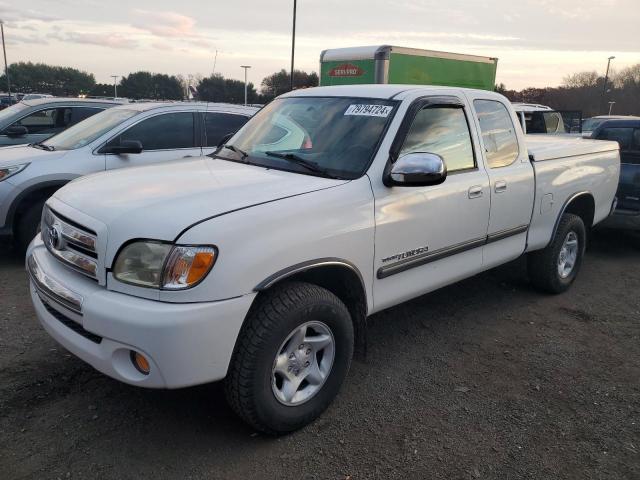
[27,85,619,435]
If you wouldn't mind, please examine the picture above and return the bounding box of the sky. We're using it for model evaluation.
[1,0,638,91]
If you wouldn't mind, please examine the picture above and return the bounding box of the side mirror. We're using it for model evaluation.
[103,140,143,155]
[385,152,447,187]
[217,132,234,148]
[5,125,28,138]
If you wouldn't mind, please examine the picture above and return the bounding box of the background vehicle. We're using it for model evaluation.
[26,85,618,435]
[0,95,17,110]
[0,98,121,146]
[592,119,640,233]
[511,103,582,134]
[582,115,640,137]
[0,102,257,251]
[20,94,54,101]
[320,45,498,90]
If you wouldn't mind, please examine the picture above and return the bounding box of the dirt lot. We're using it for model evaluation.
[1,231,639,480]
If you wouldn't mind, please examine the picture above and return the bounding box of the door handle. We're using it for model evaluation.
[468,185,483,199]
[183,155,195,158]
[494,180,507,193]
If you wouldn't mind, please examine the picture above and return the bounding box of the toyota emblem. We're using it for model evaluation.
[47,224,62,250]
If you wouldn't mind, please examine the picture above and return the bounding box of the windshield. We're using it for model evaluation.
[0,102,29,125]
[215,96,396,179]
[41,107,138,150]
[582,118,607,132]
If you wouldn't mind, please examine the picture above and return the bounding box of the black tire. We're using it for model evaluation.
[528,213,586,294]
[14,200,46,255]
[225,281,354,435]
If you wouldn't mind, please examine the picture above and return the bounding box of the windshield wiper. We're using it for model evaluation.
[223,144,248,159]
[264,151,337,179]
[31,143,55,151]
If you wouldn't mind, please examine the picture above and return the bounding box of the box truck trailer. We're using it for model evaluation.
[319,45,498,90]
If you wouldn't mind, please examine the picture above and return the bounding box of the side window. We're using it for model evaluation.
[11,108,72,135]
[204,113,249,147]
[597,127,633,151]
[400,106,475,172]
[474,100,519,168]
[633,129,640,151]
[68,107,103,126]
[108,112,195,151]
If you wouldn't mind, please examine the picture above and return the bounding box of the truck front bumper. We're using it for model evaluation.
[27,237,256,389]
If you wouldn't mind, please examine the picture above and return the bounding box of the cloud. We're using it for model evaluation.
[0,4,60,22]
[131,10,196,38]
[48,31,138,49]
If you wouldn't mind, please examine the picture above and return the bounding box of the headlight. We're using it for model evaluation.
[0,163,29,182]
[113,241,217,290]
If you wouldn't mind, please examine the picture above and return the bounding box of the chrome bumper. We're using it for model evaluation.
[27,253,84,315]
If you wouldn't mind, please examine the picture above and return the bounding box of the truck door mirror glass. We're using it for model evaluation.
[387,152,447,187]
[5,125,28,138]
[103,140,143,155]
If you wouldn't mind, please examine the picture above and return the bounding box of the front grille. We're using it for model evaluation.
[41,299,103,344]
[41,206,99,280]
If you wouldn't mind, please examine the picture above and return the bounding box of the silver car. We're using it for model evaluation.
[0,98,122,146]
[0,101,258,251]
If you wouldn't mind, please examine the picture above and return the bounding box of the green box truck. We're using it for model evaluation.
[319,45,498,90]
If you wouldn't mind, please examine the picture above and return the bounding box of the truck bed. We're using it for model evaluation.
[526,135,619,162]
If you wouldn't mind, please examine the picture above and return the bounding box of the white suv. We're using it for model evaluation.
[0,102,258,250]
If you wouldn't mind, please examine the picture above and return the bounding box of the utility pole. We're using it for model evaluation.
[212,50,218,76]
[608,101,616,115]
[0,20,10,97]
[290,0,297,91]
[110,75,119,98]
[600,56,615,114]
[241,65,251,105]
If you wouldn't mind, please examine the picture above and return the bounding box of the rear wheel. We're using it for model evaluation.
[14,200,46,255]
[225,281,354,435]
[528,213,586,293]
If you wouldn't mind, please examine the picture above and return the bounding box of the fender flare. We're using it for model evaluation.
[547,190,594,247]
[4,180,69,232]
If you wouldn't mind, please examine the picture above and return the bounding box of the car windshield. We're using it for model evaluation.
[41,107,138,150]
[0,102,29,124]
[582,118,607,131]
[215,96,397,179]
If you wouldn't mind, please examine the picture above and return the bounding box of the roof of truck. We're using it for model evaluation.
[282,84,505,101]
[320,45,497,63]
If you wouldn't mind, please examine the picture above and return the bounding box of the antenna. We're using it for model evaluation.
[212,49,218,76]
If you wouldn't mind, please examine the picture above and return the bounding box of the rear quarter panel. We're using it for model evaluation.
[526,149,620,251]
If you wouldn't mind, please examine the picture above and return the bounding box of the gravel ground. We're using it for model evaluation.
[1,231,639,480]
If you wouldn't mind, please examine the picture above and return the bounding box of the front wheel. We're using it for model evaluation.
[225,281,354,435]
[528,213,586,294]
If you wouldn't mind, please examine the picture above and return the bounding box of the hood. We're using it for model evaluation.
[0,144,67,170]
[53,156,348,247]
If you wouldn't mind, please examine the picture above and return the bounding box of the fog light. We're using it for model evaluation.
[130,351,150,375]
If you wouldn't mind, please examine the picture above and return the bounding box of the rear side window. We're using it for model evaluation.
[11,108,68,135]
[597,127,634,151]
[204,113,249,147]
[474,100,519,168]
[69,107,103,126]
[400,106,475,172]
[110,112,195,151]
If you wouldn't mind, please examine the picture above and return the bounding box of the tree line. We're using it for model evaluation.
[496,64,640,117]
[0,62,319,103]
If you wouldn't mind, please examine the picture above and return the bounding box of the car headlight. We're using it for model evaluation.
[113,241,217,290]
[0,163,29,182]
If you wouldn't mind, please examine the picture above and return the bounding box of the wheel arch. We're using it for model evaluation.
[7,181,68,234]
[253,258,369,354]
[550,191,595,246]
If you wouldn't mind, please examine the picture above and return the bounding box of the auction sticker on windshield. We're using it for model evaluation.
[344,104,393,117]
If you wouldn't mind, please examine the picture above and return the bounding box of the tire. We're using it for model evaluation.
[225,281,354,435]
[14,200,46,255]
[528,213,586,294]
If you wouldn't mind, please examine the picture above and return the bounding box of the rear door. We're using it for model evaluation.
[201,110,251,156]
[105,111,202,170]
[466,94,535,268]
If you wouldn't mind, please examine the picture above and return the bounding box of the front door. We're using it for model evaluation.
[105,111,202,170]
[372,96,491,311]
